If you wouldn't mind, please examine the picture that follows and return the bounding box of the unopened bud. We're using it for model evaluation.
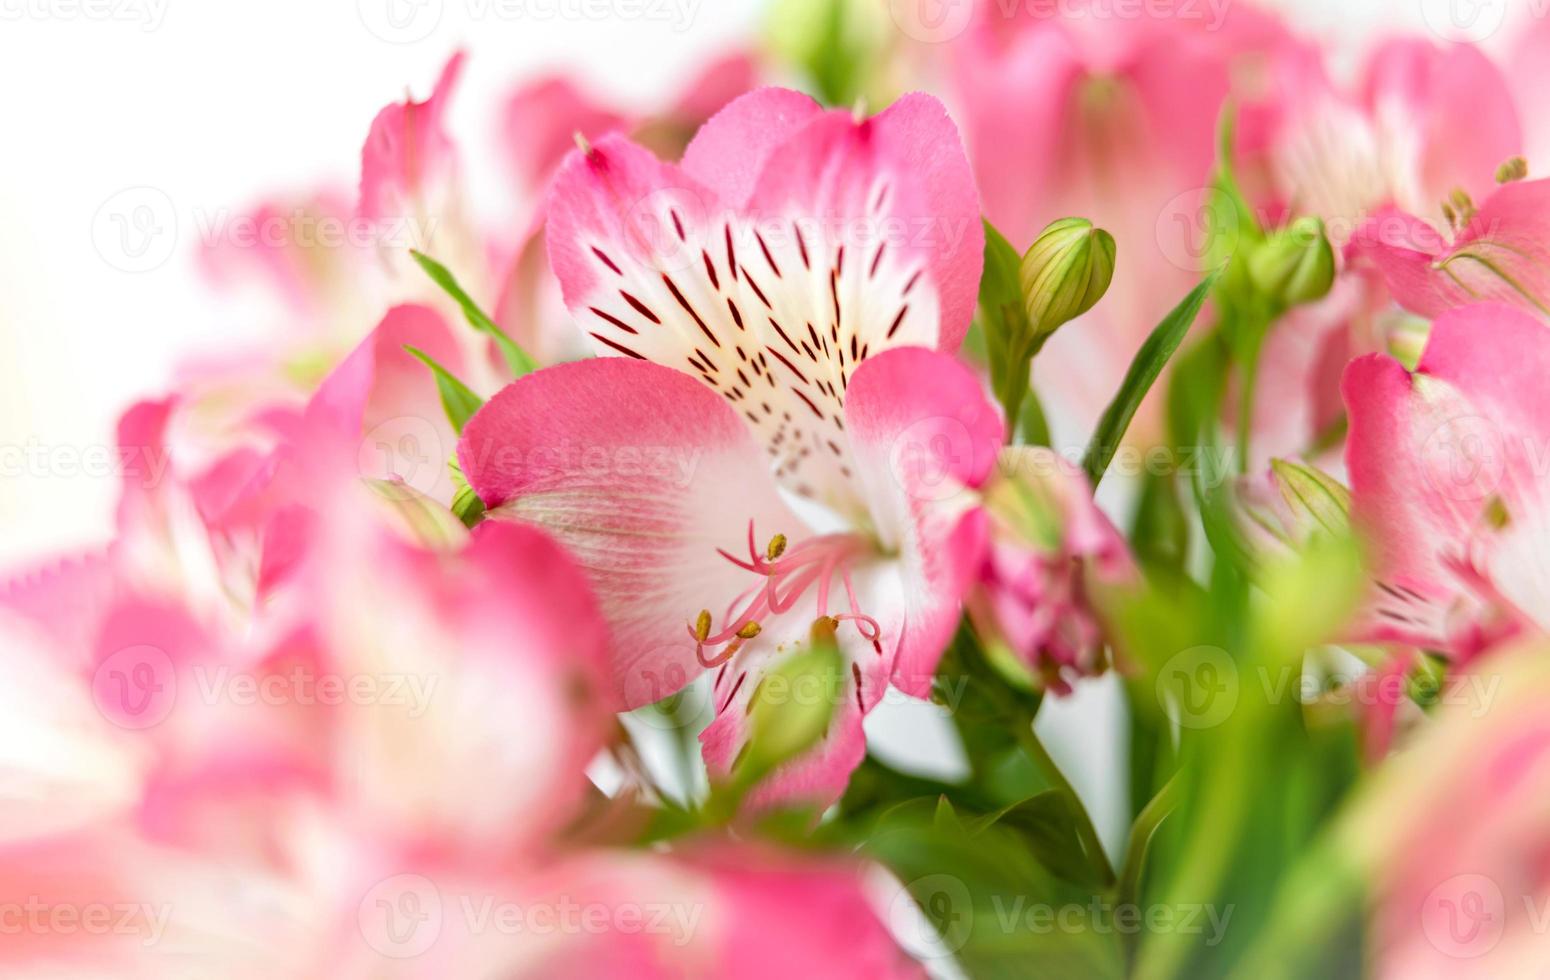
[742,637,843,776]
[1019,218,1116,339]
[1248,216,1335,308]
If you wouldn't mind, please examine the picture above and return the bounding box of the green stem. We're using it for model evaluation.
[1016,720,1117,888]
[1117,773,1179,909]
[1235,332,1262,475]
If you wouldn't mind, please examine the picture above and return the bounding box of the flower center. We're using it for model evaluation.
[688,520,881,668]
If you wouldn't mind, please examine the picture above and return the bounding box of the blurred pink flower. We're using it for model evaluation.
[1351,644,1550,978]
[492,52,761,367]
[460,87,996,806]
[1342,302,1548,660]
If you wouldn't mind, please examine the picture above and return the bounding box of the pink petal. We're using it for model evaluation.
[1348,181,1550,321]
[358,52,465,226]
[1361,39,1521,212]
[544,93,982,517]
[458,356,801,709]
[500,74,631,195]
[303,303,464,502]
[844,347,1003,696]
[1343,302,1550,655]
[680,86,825,209]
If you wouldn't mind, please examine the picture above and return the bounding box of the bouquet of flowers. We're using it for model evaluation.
[6,1,1550,976]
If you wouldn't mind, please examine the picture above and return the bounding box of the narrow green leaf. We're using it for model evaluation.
[410,249,538,378]
[1081,273,1218,487]
[404,345,483,435]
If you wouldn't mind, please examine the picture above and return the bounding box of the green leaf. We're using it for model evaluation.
[1081,273,1218,487]
[864,818,1125,980]
[971,790,1107,889]
[410,250,538,378]
[404,345,483,435]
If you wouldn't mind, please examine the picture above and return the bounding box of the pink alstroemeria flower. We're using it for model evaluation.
[460,87,995,805]
[1346,177,1550,323]
[1342,302,1550,659]
[1261,38,1520,243]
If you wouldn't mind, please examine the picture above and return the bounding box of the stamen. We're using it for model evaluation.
[685,520,881,672]
[1496,156,1528,184]
[574,130,595,159]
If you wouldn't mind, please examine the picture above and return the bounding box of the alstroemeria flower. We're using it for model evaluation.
[966,447,1133,695]
[1346,177,1550,322]
[1261,38,1520,243]
[1342,302,1550,659]
[460,87,992,804]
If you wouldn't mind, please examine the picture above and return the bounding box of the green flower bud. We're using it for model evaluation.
[1248,216,1335,308]
[1019,217,1116,340]
[738,623,844,778]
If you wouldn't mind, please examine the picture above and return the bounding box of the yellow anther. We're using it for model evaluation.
[694,609,712,642]
[737,621,763,639]
[766,533,788,561]
[1448,187,1477,226]
[1496,156,1529,184]
[574,130,595,158]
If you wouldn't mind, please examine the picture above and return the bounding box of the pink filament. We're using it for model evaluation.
[689,521,882,666]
